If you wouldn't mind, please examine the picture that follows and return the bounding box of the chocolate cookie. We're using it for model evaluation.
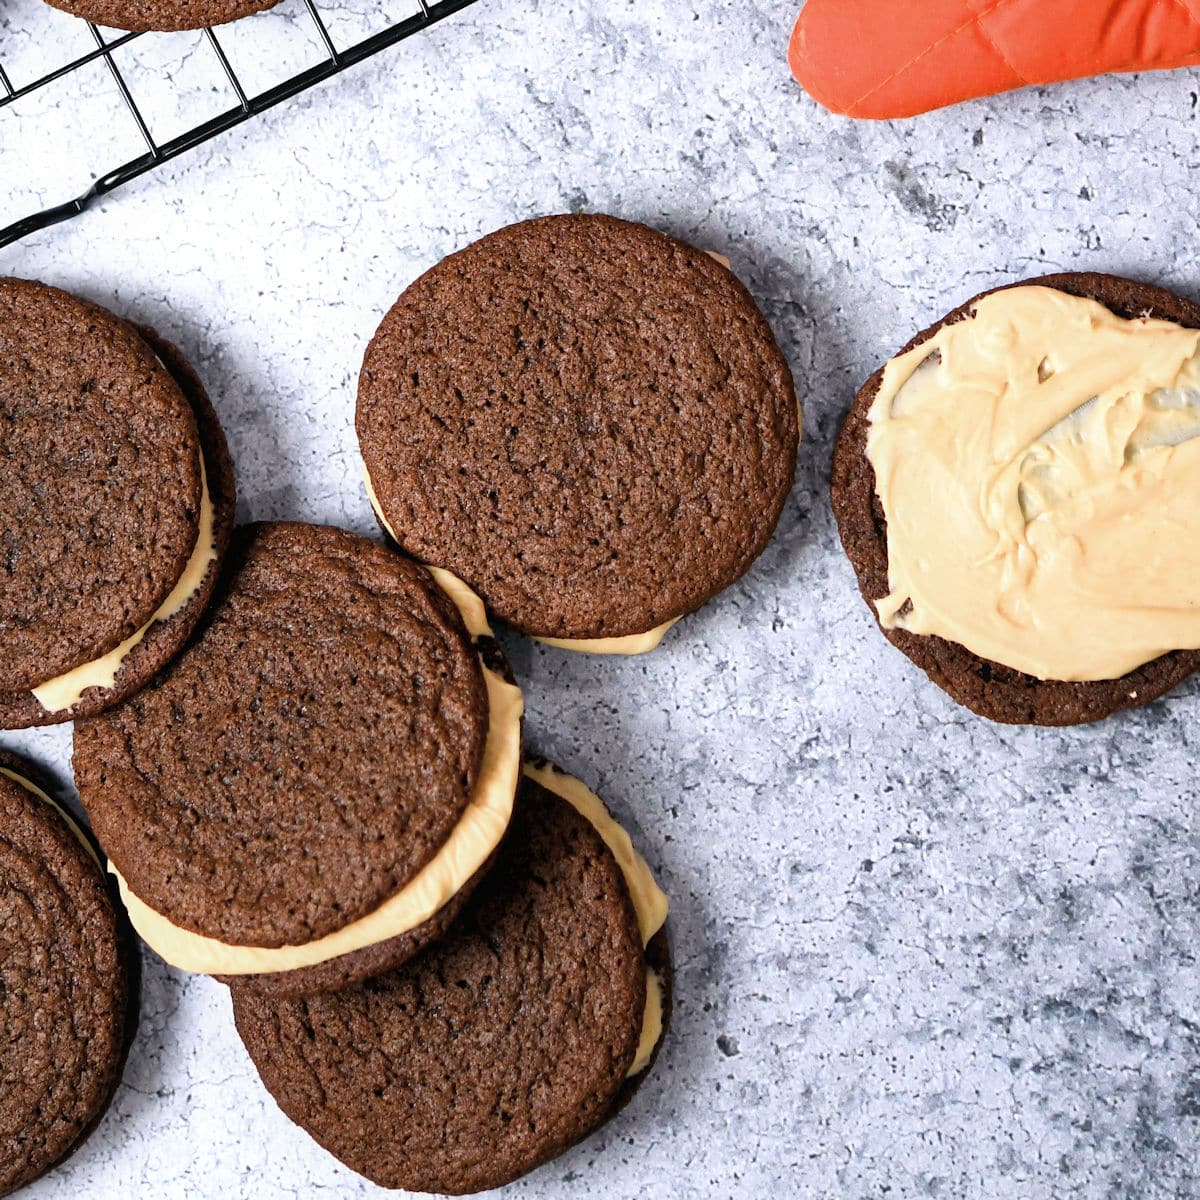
[832,272,1200,726]
[232,769,671,1194]
[43,0,279,33]
[0,280,235,729]
[357,213,799,645]
[74,523,523,992]
[0,750,137,1197]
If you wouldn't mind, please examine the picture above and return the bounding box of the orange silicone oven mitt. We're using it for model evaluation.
[789,0,1200,119]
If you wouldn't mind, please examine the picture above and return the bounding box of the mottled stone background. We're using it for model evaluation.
[3,0,1200,1195]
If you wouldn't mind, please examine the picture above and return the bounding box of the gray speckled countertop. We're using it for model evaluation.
[3,1,1200,1196]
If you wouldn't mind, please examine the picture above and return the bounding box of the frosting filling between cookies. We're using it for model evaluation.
[112,567,524,975]
[534,622,679,655]
[364,466,680,657]
[0,768,101,869]
[31,453,217,713]
[522,760,669,1077]
[868,285,1200,681]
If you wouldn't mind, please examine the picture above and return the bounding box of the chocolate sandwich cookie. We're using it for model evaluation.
[43,0,279,33]
[0,279,235,730]
[833,272,1200,725]
[74,522,524,996]
[357,213,799,654]
[232,761,671,1195]
[0,751,137,1197]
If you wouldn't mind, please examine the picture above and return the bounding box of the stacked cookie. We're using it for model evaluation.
[231,761,672,1193]
[357,213,800,653]
[2,217,799,1193]
[0,278,235,729]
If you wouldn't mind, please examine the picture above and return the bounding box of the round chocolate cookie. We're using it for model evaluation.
[0,751,137,1197]
[43,0,279,33]
[357,213,799,643]
[74,522,509,984]
[832,272,1200,726]
[0,281,236,730]
[232,773,671,1194]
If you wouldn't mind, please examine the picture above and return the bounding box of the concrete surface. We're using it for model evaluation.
[3,0,1200,1195]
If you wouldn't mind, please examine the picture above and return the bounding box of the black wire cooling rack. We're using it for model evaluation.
[0,0,478,249]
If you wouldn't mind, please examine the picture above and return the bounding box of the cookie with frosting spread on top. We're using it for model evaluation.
[43,0,279,32]
[833,272,1200,726]
[356,213,799,655]
[74,522,524,997]
[231,762,670,1194]
[0,750,138,1197]
[0,279,235,729]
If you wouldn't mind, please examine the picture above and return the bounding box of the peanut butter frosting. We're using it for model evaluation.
[868,285,1200,682]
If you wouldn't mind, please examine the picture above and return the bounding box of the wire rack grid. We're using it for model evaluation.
[0,0,478,249]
